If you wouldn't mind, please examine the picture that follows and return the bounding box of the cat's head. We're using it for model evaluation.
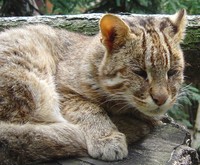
[99,10,187,116]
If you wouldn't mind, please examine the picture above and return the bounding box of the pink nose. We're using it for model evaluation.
[151,93,168,106]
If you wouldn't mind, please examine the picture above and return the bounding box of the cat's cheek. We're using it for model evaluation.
[168,82,181,99]
[125,96,158,115]
[168,74,183,88]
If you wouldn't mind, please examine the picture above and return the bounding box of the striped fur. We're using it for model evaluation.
[0,10,186,164]
[98,10,186,116]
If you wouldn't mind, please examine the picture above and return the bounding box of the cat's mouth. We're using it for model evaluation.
[134,101,173,117]
[138,107,168,117]
[142,101,174,116]
[126,94,175,116]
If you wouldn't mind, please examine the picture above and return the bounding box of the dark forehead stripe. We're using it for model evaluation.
[162,32,172,58]
[152,31,168,67]
[141,18,169,68]
[150,44,155,67]
[127,18,148,69]
[140,28,147,62]
[149,29,164,67]
[125,17,170,68]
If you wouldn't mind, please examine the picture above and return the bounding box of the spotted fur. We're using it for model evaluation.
[0,10,186,164]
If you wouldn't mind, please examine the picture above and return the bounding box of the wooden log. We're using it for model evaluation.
[37,122,199,165]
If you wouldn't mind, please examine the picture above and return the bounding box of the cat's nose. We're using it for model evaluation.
[150,87,168,106]
[151,93,168,106]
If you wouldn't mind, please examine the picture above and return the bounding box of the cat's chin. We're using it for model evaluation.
[136,103,174,117]
[141,108,168,117]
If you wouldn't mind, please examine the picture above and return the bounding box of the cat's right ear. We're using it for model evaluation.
[169,9,187,42]
[99,14,130,52]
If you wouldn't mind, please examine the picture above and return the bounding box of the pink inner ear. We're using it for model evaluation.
[100,18,116,51]
[100,19,115,40]
[100,14,130,52]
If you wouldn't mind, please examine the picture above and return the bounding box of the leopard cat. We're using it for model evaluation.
[0,9,186,164]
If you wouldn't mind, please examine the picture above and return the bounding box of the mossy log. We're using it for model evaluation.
[0,14,199,165]
[0,14,199,87]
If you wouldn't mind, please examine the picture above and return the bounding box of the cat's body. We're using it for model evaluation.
[0,10,186,164]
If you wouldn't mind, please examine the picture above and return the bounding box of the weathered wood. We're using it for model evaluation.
[37,122,199,165]
[0,14,199,87]
[0,14,101,35]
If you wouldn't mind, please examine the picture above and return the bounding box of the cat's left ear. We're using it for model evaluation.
[100,14,130,52]
[169,9,187,42]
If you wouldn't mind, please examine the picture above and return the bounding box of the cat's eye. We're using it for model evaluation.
[133,69,147,79]
[167,69,178,77]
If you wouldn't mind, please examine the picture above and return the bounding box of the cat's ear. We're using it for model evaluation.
[99,14,130,52]
[169,9,187,42]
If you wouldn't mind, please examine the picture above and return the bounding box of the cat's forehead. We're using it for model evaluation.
[122,17,172,70]
[123,16,173,31]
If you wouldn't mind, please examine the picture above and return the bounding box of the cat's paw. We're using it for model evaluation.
[87,131,128,161]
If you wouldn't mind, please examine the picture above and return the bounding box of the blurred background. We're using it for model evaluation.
[0,0,200,154]
[0,0,199,16]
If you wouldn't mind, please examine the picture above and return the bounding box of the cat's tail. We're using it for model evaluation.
[0,122,88,165]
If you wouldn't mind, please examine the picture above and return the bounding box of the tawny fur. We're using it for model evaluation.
[0,10,186,164]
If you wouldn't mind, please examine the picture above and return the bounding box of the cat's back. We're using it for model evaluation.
[0,24,58,50]
[0,24,87,76]
[0,25,63,66]
[1,24,91,62]
[0,24,78,123]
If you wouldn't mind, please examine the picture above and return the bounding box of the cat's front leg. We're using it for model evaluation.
[61,96,128,161]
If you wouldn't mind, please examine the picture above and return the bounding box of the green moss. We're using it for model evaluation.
[54,19,99,35]
[182,27,200,51]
